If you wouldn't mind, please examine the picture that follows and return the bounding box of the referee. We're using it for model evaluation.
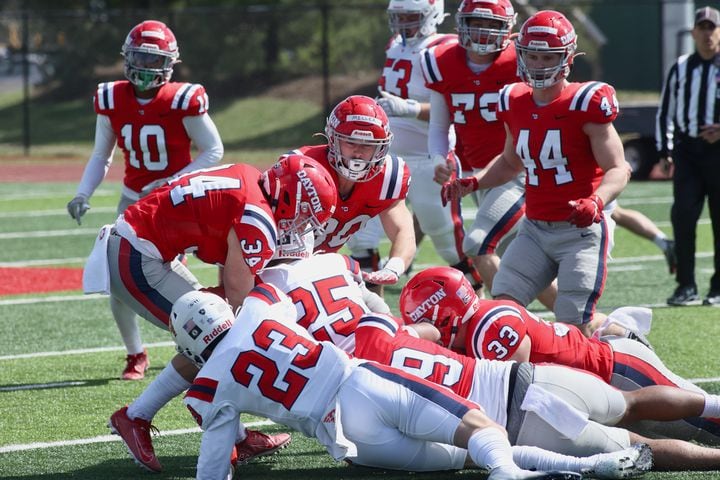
[656,6,720,306]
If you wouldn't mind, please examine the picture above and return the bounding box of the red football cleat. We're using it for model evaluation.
[122,349,149,380]
[108,406,162,473]
[232,429,292,466]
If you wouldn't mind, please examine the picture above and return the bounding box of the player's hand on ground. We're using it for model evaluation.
[67,195,90,225]
[441,177,479,207]
[567,194,604,228]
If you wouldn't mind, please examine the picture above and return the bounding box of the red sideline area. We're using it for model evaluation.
[0,160,124,183]
[0,267,83,296]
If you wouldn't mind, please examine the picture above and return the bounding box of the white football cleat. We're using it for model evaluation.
[489,468,582,480]
[583,443,653,479]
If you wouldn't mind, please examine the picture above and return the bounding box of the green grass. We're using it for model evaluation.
[0,179,719,480]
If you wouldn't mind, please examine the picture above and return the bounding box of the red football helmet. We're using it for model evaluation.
[387,0,446,45]
[122,20,180,91]
[515,10,577,88]
[262,154,337,257]
[456,0,516,54]
[399,266,480,348]
[325,95,393,182]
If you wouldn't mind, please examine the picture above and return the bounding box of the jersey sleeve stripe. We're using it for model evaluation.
[421,46,442,84]
[343,255,361,276]
[172,83,201,110]
[380,155,404,200]
[186,378,217,403]
[248,283,282,305]
[498,84,514,113]
[98,82,115,110]
[241,204,278,246]
[569,81,604,112]
[356,313,398,336]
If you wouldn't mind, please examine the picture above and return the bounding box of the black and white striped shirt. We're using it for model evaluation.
[655,51,720,154]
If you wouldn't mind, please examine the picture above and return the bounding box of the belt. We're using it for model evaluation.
[506,362,520,418]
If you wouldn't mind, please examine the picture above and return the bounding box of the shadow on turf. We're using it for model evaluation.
[0,377,117,392]
[0,457,482,480]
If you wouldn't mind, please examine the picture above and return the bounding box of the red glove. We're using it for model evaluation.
[440,177,479,207]
[567,195,604,228]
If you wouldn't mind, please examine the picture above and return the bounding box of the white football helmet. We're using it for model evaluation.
[169,291,235,367]
[387,0,446,45]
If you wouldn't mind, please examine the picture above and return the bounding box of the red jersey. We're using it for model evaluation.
[354,313,477,399]
[422,42,520,169]
[121,164,277,273]
[496,81,619,221]
[288,145,411,253]
[464,299,615,382]
[94,80,209,193]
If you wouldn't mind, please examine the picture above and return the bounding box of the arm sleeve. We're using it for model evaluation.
[196,405,240,480]
[76,115,116,199]
[176,114,224,177]
[427,90,452,157]
[655,63,678,155]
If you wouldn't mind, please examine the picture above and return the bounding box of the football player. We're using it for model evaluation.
[425,0,541,303]
[355,312,720,472]
[173,288,584,480]
[399,266,720,447]
[285,95,416,295]
[67,20,224,380]
[441,10,630,334]
[349,0,481,292]
[88,156,336,473]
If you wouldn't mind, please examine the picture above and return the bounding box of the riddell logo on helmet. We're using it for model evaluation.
[296,170,323,214]
[202,319,233,345]
[347,114,383,127]
[409,288,447,321]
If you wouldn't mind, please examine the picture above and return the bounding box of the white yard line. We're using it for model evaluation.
[0,419,274,453]
[0,207,116,218]
[0,341,175,361]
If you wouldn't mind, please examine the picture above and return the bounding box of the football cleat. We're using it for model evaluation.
[489,468,582,480]
[582,443,653,479]
[232,429,292,466]
[108,406,161,473]
[121,348,149,381]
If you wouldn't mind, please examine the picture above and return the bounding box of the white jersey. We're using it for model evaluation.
[380,34,457,157]
[258,253,370,354]
[185,285,358,476]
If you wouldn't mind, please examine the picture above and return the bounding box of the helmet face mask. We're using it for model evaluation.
[515,10,577,88]
[122,20,180,91]
[387,0,445,45]
[325,95,393,183]
[456,0,516,55]
[399,266,479,348]
[262,154,337,257]
[169,291,235,367]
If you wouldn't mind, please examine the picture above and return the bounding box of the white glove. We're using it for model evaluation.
[67,195,90,225]
[377,90,421,118]
[362,257,405,285]
[140,177,171,197]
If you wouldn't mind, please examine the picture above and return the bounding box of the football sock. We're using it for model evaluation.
[653,233,669,249]
[513,445,594,471]
[468,427,521,473]
[111,296,144,355]
[127,363,191,421]
[702,394,720,418]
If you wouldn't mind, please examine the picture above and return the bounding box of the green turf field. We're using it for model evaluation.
[0,178,718,479]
